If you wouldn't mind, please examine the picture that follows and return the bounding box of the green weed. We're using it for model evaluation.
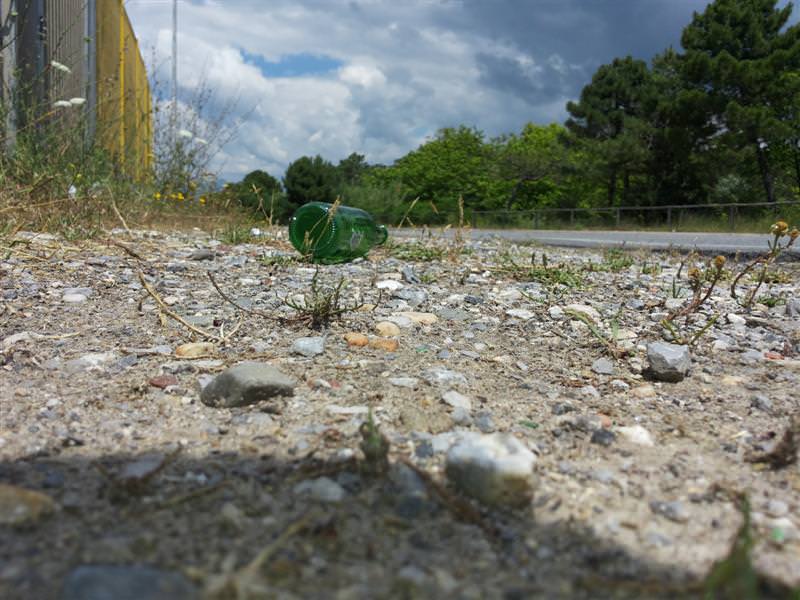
[284,269,366,330]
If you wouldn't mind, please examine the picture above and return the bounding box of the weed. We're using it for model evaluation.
[640,261,662,276]
[284,269,366,330]
[498,251,583,288]
[756,294,784,308]
[387,241,446,262]
[660,255,726,345]
[260,254,297,268]
[359,409,390,476]
[217,224,255,245]
[731,221,799,309]
[565,308,626,359]
[589,248,634,272]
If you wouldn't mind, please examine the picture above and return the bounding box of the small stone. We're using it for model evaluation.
[175,342,216,358]
[565,304,601,324]
[148,374,178,389]
[291,336,325,357]
[0,484,56,526]
[293,477,346,503]
[475,411,495,433]
[548,306,565,320]
[646,342,691,382]
[442,390,472,411]
[451,406,472,426]
[649,500,689,523]
[190,248,216,261]
[376,279,404,291]
[62,565,200,600]
[750,394,773,412]
[370,337,400,352]
[785,298,800,317]
[375,321,401,337]
[610,379,630,392]
[506,308,535,320]
[591,357,615,375]
[616,425,655,447]
[401,266,420,284]
[65,352,116,373]
[200,361,295,408]
[445,433,537,508]
[326,405,369,415]
[62,293,88,303]
[422,367,467,387]
[726,313,747,326]
[764,499,789,518]
[344,332,369,347]
[591,429,615,446]
[389,376,418,388]
[394,311,438,325]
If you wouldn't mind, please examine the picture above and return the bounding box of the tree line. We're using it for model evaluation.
[228,0,800,225]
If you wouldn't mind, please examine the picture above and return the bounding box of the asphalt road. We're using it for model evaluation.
[392,228,799,257]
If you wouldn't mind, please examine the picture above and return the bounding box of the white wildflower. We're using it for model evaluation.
[69,97,86,106]
[51,60,71,74]
[177,129,193,139]
[195,137,208,145]
[53,100,72,108]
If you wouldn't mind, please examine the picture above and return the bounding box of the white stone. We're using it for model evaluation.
[291,336,325,357]
[62,293,88,303]
[376,279,404,291]
[1,331,32,351]
[293,477,345,503]
[565,303,601,324]
[446,433,537,508]
[548,306,565,320]
[442,390,472,411]
[616,425,655,447]
[726,313,747,326]
[326,405,369,415]
[388,377,419,388]
[506,309,535,320]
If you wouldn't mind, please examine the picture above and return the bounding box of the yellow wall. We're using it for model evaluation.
[95,0,151,178]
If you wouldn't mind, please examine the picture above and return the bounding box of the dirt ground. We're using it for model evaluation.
[1,227,798,599]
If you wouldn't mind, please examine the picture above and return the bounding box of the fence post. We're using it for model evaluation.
[569,209,574,226]
[615,208,620,229]
[471,210,477,229]
[728,205,735,231]
[667,207,672,229]
[534,211,540,229]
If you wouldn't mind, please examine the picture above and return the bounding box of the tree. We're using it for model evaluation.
[283,155,339,208]
[565,56,654,205]
[679,0,800,203]
[235,170,281,211]
[390,126,503,218]
[494,123,568,210]
[337,152,369,186]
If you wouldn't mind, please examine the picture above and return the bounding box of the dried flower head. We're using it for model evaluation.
[771,221,789,236]
[713,255,726,270]
[790,228,799,241]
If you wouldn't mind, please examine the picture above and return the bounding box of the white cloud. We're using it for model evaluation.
[126,0,754,181]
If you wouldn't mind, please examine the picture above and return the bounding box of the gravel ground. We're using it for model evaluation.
[1,227,799,600]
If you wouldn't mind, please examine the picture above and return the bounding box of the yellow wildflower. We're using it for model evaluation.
[771,221,789,236]
[713,255,726,270]
[154,192,161,200]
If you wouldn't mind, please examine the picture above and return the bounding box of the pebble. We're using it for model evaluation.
[785,297,800,317]
[591,357,615,376]
[394,311,438,325]
[61,565,200,600]
[646,342,691,382]
[344,332,369,347]
[442,390,472,411]
[649,500,689,523]
[565,303,601,324]
[389,377,419,388]
[293,477,346,503]
[190,248,216,261]
[175,342,215,358]
[62,293,88,303]
[376,279,404,291]
[148,374,179,389]
[370,337,400,352]
[591,429,615,446]
[475,411,495,433]
[726,313,747,326]
[451,406,473,426]
[616,425,655,447]
[200,362,295,408]
[764,499,789,518]
[375,321,401,337]
[506,308,536,320]
[291,336,325,357]
[548,306,565,319]
[422,367,467,387]
[445,433,537,508]
[0,484,56,526]
[65,352,116,373]
[750,394,773,412]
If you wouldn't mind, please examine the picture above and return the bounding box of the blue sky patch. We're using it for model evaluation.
[242,50,342,78]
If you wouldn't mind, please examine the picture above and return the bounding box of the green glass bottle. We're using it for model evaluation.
[288,202,388,264]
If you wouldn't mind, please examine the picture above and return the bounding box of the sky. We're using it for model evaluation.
[125,0,799,182]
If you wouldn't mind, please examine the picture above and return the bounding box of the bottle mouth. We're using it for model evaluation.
[376,224,388,245]
[290,203,336,256]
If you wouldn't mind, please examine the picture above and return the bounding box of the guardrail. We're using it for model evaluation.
[470,200,800,231]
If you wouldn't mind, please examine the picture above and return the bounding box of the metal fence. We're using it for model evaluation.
[471,200,800,231]
[1,0,151,176]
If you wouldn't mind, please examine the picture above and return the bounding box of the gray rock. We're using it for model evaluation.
[450,406,473,426]
[394,288,428,307]
[290,336,325,357]
[61,565,200,600]
[200,362,295,408]
[591,429,615,446]
[401,266,420,284]
[646,342,691,382]
[750,394,773,412]
[422,367,467,387]
[389,377,419,389]
[65,352,116,373]
[765,499,789,518]
[475,411,495,433]
[445,433,537,508]
[786,298,800,318]
[650,500,689,523]
[626,298,645,310]
[293,477,346,503]
[591,357,615,376]
[189,248,215,261]
[442,390,471,411]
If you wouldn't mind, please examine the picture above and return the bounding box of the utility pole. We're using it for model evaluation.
[171,0,177,144]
